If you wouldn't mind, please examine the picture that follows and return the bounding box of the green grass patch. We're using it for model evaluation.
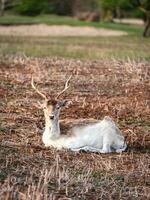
[0,14,144,35]
[0,35,149,61]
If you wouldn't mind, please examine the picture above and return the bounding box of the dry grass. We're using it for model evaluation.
[0,25,127,37]
[0,56,150,199]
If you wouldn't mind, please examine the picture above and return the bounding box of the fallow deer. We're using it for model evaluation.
[31,76,127,153]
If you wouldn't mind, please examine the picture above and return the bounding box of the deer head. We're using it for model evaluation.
[31,75,72,121]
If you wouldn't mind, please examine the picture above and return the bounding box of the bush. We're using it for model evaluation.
[48,0,74,16]
[15,0,50,16]
[48,0,101,16]
[127,8,145,19]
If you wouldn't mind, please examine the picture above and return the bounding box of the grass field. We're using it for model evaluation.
[0,14,150,199]
[0,14,149,61]
[0,14,144,35]
[0,35,150,60]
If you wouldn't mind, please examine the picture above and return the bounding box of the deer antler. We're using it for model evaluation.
[56,75,72,99]
[31,76,47,100]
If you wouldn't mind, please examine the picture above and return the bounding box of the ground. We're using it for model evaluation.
[0,57,149,199]
[0,24,127,37]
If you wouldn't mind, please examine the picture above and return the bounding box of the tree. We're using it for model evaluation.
[0,0,13,16]
[0,0,5,16]
[100,0,150,37]
[131,0,150,37]
[100,0,132,20]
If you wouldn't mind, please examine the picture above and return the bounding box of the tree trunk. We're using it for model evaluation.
[143,13,150,37]
[0,0,5,16]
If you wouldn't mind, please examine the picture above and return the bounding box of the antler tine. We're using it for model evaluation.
[56,75,72,99]
[31,75,47,100]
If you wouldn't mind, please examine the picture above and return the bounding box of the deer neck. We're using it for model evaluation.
[45,115,60,139]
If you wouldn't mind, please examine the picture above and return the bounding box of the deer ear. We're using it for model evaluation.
[58,100,68,107]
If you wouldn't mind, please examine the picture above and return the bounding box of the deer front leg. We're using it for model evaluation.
[67,139,85,150]
[100,134,113,153]
[115,143,127,153]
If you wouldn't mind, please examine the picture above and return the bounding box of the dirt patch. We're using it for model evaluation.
[114,18,144,26]
[0,24,127,37]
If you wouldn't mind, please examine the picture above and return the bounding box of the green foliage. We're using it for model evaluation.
[15,0,50,16]
[131,0,150,12]
[48,0,74,15]
[131,0,150,8]
[97,0,147,19]
[48,0,101,16]
[3,0,148,19]
[128,8,145,18]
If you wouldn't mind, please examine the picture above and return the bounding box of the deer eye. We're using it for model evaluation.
[56,105,60,109]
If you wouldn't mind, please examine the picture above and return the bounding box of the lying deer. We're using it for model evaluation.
[31,76,127,153]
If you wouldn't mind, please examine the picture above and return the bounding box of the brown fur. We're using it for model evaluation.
[46,99,57,106]
[59,118,99,136]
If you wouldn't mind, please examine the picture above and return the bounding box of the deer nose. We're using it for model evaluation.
[49,115,54,120]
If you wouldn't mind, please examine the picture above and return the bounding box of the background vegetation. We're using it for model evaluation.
[0,0,150,37]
